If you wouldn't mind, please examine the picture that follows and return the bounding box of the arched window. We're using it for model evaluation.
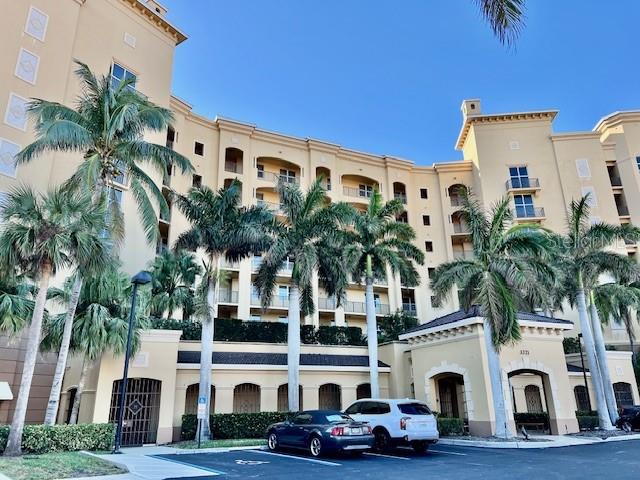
[224,147,243,174]
[277,384,304,411]
[448,184,467,207]
[319,383,342,410]
[233,383,261,413]
[574,385,590,412]
[316,167,331,191]
[524,385,543,413]
[613,382,634,408]
[185,384,215,415]
[356,383,371,400]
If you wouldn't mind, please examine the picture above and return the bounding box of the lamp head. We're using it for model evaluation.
[131,270,152,285]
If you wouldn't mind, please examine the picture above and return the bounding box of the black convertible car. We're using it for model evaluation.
[266,410,375,457]
[616,406,640,431]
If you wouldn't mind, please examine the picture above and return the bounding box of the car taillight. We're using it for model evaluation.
[330,426,344,436]
[400,417,410,430]
[365,426,372,434]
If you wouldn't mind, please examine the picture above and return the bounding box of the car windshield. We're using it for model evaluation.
[323,413,353,423]
[398,403,432,415]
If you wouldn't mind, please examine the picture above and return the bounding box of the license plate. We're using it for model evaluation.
[350,427,362,435]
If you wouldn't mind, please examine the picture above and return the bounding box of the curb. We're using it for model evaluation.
[172,445,265,454]
[438,433,640,449]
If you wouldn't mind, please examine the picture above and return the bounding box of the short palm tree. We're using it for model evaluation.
[344,189,424,398]
[0,187,109,456]
[552,195,640,428]
[474,0,526,46]
[174,180,273,439]
[149,249,201,320]
[15,60,192,425]
[255,179,352,412]
[430,191,553,438]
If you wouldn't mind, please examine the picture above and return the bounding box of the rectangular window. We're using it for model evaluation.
[192,174,202,188]
[508,165,530,188]
[581,186,597,207]
[424,241,433,252]
[279,169,296,183]
[430,295,441,308]
[278,285,289,298]
[25,6,49,42]
[107,186,123,208]
[110,63,136,91]
[636,156,640,171]
[194,141,204,156]
[428,267,436,280]
[4,93,29,131]
[257,164,265,178]
[15,48,40,85]
[422,215,430,226]
[0,138,20,178]
[513,194,535,218]
[420,188,428,199]
[359,184,373,198]
[575,158,591,178]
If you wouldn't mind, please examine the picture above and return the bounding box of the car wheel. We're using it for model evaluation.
[267,432,279,451]
[411,441,429,454]
[373,429,391,453]
[622,422,633,433]
[309,436,322,457]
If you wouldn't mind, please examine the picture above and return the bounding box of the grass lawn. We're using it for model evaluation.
[172,438,267,449]
[0,451,125,480]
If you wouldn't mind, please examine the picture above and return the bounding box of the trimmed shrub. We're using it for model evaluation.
[0,423,115,454]
[577,415,599,431]
[437,417,464,436]
[181,412,290,440]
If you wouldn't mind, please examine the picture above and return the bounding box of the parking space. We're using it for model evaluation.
[156,440,640,479]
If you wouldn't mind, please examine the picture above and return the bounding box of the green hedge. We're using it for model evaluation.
[152,318,366,346]
[181,413,290,440]
[437,417,464,436]
[0,423,115,454]
[513,412,549,425]
[577,415,599,431]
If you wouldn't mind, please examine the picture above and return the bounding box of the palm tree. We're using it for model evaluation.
[594,279,640,359]
[15,60,193,425]
[255,179,352,412]
[42,265,149,423]
[0,273,35,335]
[430,191,554,438]
[174,180,273,439]
[552,196,640,428]
[474,0,526,46]
[343,189,424,398]
[0,187,108,456]
[149,249,201,320]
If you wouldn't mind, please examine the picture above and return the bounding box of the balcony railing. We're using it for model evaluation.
[452,222,469,234]
[251,294,289,308]
[257,170,299,184]
[256,199,284,214]
[450,196,464,207]
[251,256,294,274]
[343,301,390,315]
[320,181,332,191]
[505,178,541,191]
[343,186,373,199]
[318,297,336,310]
[402,303,417,315]
[218,290,239,303]
[394,193,407,204]
[225,161,243,174]
[514,207,545,219]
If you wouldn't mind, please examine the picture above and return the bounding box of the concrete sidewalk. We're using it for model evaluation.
[438,433,640,449]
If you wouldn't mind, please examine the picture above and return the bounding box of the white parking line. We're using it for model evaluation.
[251,449,342,466]
[430,449,467,456]
[363,452,411,460]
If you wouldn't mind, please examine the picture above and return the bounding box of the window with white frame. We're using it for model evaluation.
[358,184,373,198]
[513,194,535,218]
[110,63,136,91]
[508,166,530,188]
[0,138,20,177]
[575,158,591,178]
[279,169,296,183]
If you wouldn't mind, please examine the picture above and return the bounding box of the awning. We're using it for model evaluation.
[0,381,13,400]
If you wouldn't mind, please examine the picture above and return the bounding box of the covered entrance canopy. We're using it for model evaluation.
[400,306,579,436]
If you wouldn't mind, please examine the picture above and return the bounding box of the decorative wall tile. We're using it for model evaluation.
[25,6,49,41]
[15,48,40,85]
[0,139,20,178]
[4,94,29,131]
[124,32,137,48]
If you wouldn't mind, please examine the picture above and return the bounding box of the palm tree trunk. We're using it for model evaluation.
[482,318,513,439]
[288,284,301,411]
[68,357,90,424]
[576,281,614,430]
[588,295,618,423]
[44,276,83,425]
[365,276,380,399]
[4,264,52,456]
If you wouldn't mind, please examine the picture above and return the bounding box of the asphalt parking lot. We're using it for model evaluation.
[157,439,640,479]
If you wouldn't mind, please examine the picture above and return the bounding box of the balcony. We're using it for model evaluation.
[402,303,417,315]
[218,290,239,304]
[251,256,294,274]
[224,161,242,174]
[220,258,240,270]
[505,177,541,193]
[343,301,390,316]
[394,193,407,204]
[514,207,545,220]
[256,199,284,214]
[251,295,289,309]
[318,297,336,310]
[343,186,373,200]
[257,170,299,185]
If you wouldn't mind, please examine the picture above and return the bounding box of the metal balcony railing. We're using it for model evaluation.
[514,207,545,219]
[343,301,390,315]
[251,295,289,308]
[343,186,373,199]
[251,256,294,274]
[452,222,469,234]
[402,303,417,315]
[505,178,540,190]
[218,290,239,303]
[318,297,336,310]
[450,196,464,207]
[256,199,283,214]
[394,193,407,204]
[225,161,243,174]
[257,170,299,184]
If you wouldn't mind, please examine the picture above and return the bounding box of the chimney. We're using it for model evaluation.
[461,99,481,119]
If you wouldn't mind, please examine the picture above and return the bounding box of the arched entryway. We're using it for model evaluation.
[319,383,342,410]
[508,369,552,433]
[277,384,304,412]
[185,384,215,415]
[233,383,261,413]
[108,378,161,446]
[614,382,634,408]
[574,385,591,412]
[433,373,467,419]
[448,184,467,207]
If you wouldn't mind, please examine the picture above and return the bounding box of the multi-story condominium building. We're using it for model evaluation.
[1,0,639,442]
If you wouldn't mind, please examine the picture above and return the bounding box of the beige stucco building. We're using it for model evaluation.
[1,0,639,443]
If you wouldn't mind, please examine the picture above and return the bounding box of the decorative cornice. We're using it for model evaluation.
[121,0,188,45]
[551,132,600,142]
[594,110,640,133]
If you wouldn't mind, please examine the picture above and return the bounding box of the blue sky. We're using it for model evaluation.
[161,0,640,165]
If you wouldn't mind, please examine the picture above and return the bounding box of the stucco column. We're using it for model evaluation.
[237,259,252,319]
[342,386,357,410]
[311,271,320,327]
[215,386,234,413]
[262,386,278,412]
[303,385,319,410]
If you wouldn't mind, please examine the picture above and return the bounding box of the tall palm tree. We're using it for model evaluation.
[474,0,526,46]
[344,189,424,398]
[15,60,192,425]
[42,265,149,423]
[255,179,352,412]
[174,180,273,439]
[0,187,108,456]
[594,279,640,359]
[430,191,553,439]
[149,249,202,320]
[552,196,640,428]
[0,273,35,336]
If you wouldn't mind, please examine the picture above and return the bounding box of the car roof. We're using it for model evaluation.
[350,398,426,405]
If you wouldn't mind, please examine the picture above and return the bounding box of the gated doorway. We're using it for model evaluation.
[109,378,161,446]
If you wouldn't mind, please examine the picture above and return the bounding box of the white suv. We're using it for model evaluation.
[344,399,439,453]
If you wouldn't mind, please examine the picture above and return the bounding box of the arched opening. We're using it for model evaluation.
[185,384,215,415]
[448,184,467,207]
[524,385,543,413]
[341,174,379,200]
[613,382,634,408]
[508,369,552,434]
[224,147,243,174]
[233,383,261,413]
[255,186,280,213]
[356,383,371,400]
[393,182,407,204]
[319,383,342,410]
[316,167,331,191]
[433,373,466,419]
[574,385,591,412]
[450,210,469,234]
[108,378,161,446]
[256,157,300,184]
[277,384,304,411]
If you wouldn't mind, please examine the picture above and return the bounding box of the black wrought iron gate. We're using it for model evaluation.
[109,378,161,446]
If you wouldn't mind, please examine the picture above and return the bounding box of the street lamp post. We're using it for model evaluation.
[112,271,152,454]
[577,333,592,412]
